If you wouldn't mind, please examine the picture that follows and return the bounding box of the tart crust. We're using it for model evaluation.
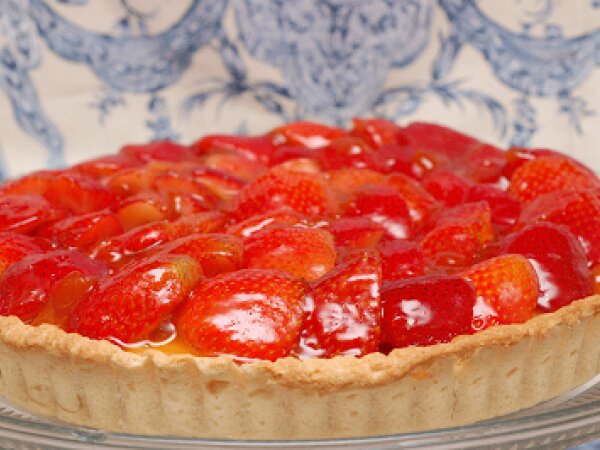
[1,294,600,439]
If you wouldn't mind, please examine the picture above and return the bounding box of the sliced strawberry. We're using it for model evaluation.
[460,143,506,183]
[313,136,386,171]
[69,254,201,343]
[519,190,600,266]
[384,173,441,228]
[379,143,450,179]
[36,210,124,249]
[381,275,475,348]
[243,227,336,281]
[343,184,412,239]
[462,254,539,330]
[509,155,600,202]
[227,210,310,239]
[74,154,141,179]
[503,147,577,179]
[168,211,226,236]
[201,152,267,181]
[466,185,522,230]
[45,173,116,214]
[325,168,386,202]
[397,122,479,157]
[155,233,242,277]
[234,167,337,220]
[190,167,246,202]
[193,135,275,165]
[501,223,592,311]
[300,250,382,357]
[0,171,55,196]
[0,195,65,234]
[120,140,192,163]
[350,117,400,148]
[268,121,345,149]
[115,193,168,230]
[326,217,385,248]
[177,269,308,361]
[0,250,108,323]
[422,170,471,207]
[107,167,155,196]
[0,232,47,276]
[378,240,425,282]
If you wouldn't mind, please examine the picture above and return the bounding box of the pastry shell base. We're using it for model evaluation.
[1,295,600,440]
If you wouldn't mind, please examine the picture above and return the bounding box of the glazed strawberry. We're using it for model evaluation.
[343,184,412,239]
[156,233,243,277]
[460,143,506,183]
[509,155,600,202]
[234,167,336,220]
[115,193,167,230]
[190,167,246,202]
[519,190,600,265]
[326,217,385,248]
[313,136,386,171]
[503,147,577,179]
[300,250,382,357]
[381,275,475,348]
[152,171,221,212]
[379,143,450,179]
[37,210,124,249]
[169,211,226,235]
[0,250,108,323]
[201,152,267,181]
[69,254,201,343]
[74,154,140,179]
[0,195,65,234]
[397,122,479,157]
[193,135,275,164]
[120,140,192,163]
[107,167,155,196]
[422,170,471,207]
[350,117,400,148]
[177,269,308,361]
[227,210,310,238]
[268,121,345,148]
[0,171,54,196]
[378,240,425,282]
[325,168,386,201]
[0,232,47,276]
[462,254,539,330]
[501,223,592,311]
[384,173,440,228]
[243,227,336,281]
[420,202,495,268]
[45,173,116,214]
[466,185,522,229]
[274,157,321,174]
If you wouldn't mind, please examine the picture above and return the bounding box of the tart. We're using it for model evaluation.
[0,120,599,439]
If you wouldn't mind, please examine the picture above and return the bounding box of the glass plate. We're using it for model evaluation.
[2,374,600,450]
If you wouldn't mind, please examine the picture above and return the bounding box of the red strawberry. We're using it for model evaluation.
[313,136,386,171]
[74,154,141,179]
[462,254,539,330]
[325,168,386,202]
[234,167,337,220]
[45,173,116,214]
[115,193,168,230]
[120,140,192,163]
[107,167,155,196]
[378,240,425,282]
[326,217,385,248]
[0,232,47,276]
[350,117,400,148]
[0,250,108,323]
[397,122,480,157]
[503,147,578,179]
[0,171,55,196]
[422,170,471,207]
[201,152,267,181]
[177,269,308,361]
[37,210,124,249]
[381,275,475,348]
[343,184,412,239]
[192,135,275,165]
[190,167,246,203]
[168,211,226,235]
[155,233,243,277]
[300,250,382,357]
[227,210,310,239]
[152,171,221,213]
[243,227,336,281]
[509,155,600,202]
[268,121,345,149]
[69,254,201,343]
[379,143,450,179]
[460,143,506,183]
[519,190,600,266]
[466,185,522,229]
[501,223,592,311]
[0,195,65,234]
[384,173,441,228]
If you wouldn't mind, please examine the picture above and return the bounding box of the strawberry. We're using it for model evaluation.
[0,250,108,323]
[201,152,267,181]
[120,140,192,163]
[462,254,539,330]
[243,227,336,281]
[378,240,425,282]
[519,190,600,266]
[227,210,310,239]
[74,154,141,179]
[107,167,155,196]
[466,185,522,230]
[343,184,412,239]
[501,223,592,311]
[152,171,221,213]
[300,250,382,357]
[155,233,243,277]
[350,117,400,148]
[0,171,55,196]
[381,275,475,348]
[69,254,201,343]
[190,167,246,203]
[326,217,385,249]
[397,122,480,157]
[422,170,471,207]
[313,136,386,171]
[379,143,450,179]
[384,173,441,228]
[177,269,308,361]
[234,167,337,220]
[503,147,577,179]
[36,210,124,249]
[114,193,168,230]
[192,135,275,164]
[45,173,117,214]
[0,232,47,276]
[0,195,65,234]
[459,143,506,183]
[420,202,495,268]
[268,121,345,149]
[509,155,600,202]
[325,168,386,202]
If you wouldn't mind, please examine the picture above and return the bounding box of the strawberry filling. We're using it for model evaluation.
[0,120,597,362]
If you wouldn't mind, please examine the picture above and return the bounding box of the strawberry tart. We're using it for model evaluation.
[0,119,599,439]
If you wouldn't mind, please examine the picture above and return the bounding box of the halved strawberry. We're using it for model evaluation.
[201,152,267,181]
[350,117,400,148]
[190,167,246,203]
[120,140,192,163]
[74,154,141,179]
[0,171,55,196]
[0,195,65,234]
[503,147,578,179]
[192,135,275,164]
[378,240,425,282]
[300,250,382,357]
[466,185,522,230]
[45,173,116,214]
[243,227,336,281]
[227,210,310,239]
[234,167,337,220]
[422,170,471,207]
[459,143,506,183]
[69,254,201,343]
[152,171,221,213]
[397,122,480,157]
[501,223,592,311]
[381,275,475,348]
[177,269,308,361]
[313,136,386,171]
[462,254,539,330]
[384,173,441,228]
[114,193,168,230]
[0,232,47,276]
[0,250,108,323]
[325,168,386,202]
[509,155,600,202]
[378,144,450,179]
[326,217,385,249]
[268,121,345,149]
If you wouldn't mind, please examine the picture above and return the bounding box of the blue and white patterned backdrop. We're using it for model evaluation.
[1,0,600,179]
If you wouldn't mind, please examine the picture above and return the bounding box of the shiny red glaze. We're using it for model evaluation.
[326,217,385,249]
[466,185,522,230]
[0,195,65,234]
[461,143,507,183]
[313,136,387,172]
[193,135,275,164]
[268,121,345,149]
[502,147,568,179]
[350,118,400,148]
[422,170,471,207]
[397,122,480,157]
[0,232,47,276]
[378,144,449,179]
[378,240,425,282]
[74,154,141,178]
[45,173,117,214]
[227,210,310,239]
[0,171,55,196]
[120,140,192,163]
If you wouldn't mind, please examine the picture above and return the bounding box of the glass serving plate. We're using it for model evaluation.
[1,375,600,450]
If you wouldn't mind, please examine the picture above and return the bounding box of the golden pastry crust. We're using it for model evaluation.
[1,294,599,439]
